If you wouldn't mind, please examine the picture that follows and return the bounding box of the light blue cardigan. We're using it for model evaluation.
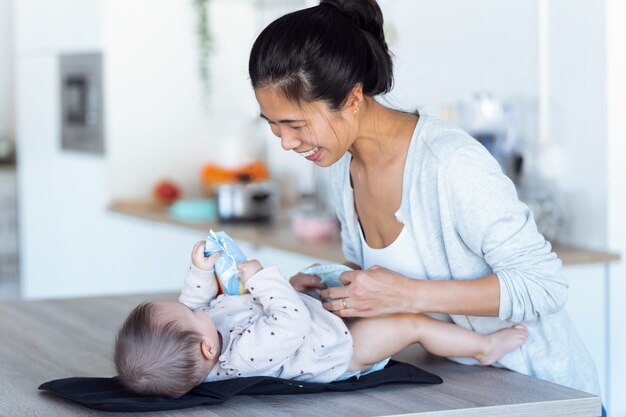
[330,114,600,395]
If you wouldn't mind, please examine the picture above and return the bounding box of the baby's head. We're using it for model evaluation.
[114,300,221,398]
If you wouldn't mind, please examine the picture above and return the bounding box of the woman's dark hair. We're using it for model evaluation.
[249,0,393,111]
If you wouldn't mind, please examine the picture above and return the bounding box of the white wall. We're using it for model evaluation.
[104,0,262,200]
[0,0,14,141]
[13,0,316,299]
[544,0,608,250]
[606,0,626,415]
[541,0,626,414]
[27,0,539,206]
[382,0,539,113]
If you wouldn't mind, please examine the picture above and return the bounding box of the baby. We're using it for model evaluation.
[114,241,529,398]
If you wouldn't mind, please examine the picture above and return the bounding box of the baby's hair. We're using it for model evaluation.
[114,302,207,398]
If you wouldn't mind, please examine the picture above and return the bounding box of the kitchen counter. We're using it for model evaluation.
[109,200,621,266]
[0,293,601,416]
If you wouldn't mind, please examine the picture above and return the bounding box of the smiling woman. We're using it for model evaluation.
[255,87,357,166]
[246,0,603,402]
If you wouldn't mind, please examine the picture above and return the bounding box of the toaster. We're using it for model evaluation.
[216,180,277,223]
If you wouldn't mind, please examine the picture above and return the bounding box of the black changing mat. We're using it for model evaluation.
[39,360,442,412]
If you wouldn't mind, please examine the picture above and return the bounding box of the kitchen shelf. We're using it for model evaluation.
[108,200,620,266]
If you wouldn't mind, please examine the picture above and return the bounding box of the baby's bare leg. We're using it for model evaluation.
[347,313,528,372]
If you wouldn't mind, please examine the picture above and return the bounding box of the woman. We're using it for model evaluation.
[248,0,600,398]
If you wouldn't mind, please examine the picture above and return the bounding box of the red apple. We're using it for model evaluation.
[153,180,180,205]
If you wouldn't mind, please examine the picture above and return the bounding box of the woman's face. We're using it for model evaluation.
[254,86,357,167]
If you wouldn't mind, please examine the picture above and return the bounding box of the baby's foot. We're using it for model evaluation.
[477,324,528,365]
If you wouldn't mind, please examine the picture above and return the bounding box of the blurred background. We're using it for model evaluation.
[0,0,625,414]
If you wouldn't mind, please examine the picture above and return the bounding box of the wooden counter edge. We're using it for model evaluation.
[107,200,621,266]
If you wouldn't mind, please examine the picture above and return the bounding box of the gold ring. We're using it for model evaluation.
[342,297,348,310]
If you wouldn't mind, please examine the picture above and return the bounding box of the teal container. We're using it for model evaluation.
[169,199,216,223]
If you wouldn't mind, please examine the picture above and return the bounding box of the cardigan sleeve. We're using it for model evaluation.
[442,145,568,322]
[330,156,361,267]
[336,199,360,267]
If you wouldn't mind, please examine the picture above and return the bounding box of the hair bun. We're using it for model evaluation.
[321,0,386,46]
[250,0,394,108]
[320,0,343,13]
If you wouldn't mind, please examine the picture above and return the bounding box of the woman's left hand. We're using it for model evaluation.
[320,266,419,317]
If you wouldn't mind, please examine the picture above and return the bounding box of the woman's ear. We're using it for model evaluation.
[344,84,364,113]
[200,340,218,360]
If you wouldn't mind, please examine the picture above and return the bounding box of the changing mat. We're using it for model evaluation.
[39,360,442,412]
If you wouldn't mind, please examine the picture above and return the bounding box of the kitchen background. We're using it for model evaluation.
[0,0,625,415]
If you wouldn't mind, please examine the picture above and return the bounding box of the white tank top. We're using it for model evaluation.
[358,223,453,326]
[358,224,426,279]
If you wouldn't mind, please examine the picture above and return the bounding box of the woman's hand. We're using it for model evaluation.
[289,263,327,292]
[320,265,419,317]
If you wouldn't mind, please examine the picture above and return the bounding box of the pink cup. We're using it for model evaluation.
[291,214,339,243]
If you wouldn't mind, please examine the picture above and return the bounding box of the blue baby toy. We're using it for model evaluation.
[204,230,248,295]
[301,264,354,288]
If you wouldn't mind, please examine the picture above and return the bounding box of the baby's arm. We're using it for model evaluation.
[179,241,221,309]
[228,265,312,372]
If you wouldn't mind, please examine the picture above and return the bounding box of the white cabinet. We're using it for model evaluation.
[0,167,18,281]
[563,264,609,402]
[252,244,330,280]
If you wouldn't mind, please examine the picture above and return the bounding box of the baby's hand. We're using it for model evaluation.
[191,240,221,271]
[236,259,263,284]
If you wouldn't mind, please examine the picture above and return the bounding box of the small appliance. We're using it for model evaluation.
[216,179,277,223]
